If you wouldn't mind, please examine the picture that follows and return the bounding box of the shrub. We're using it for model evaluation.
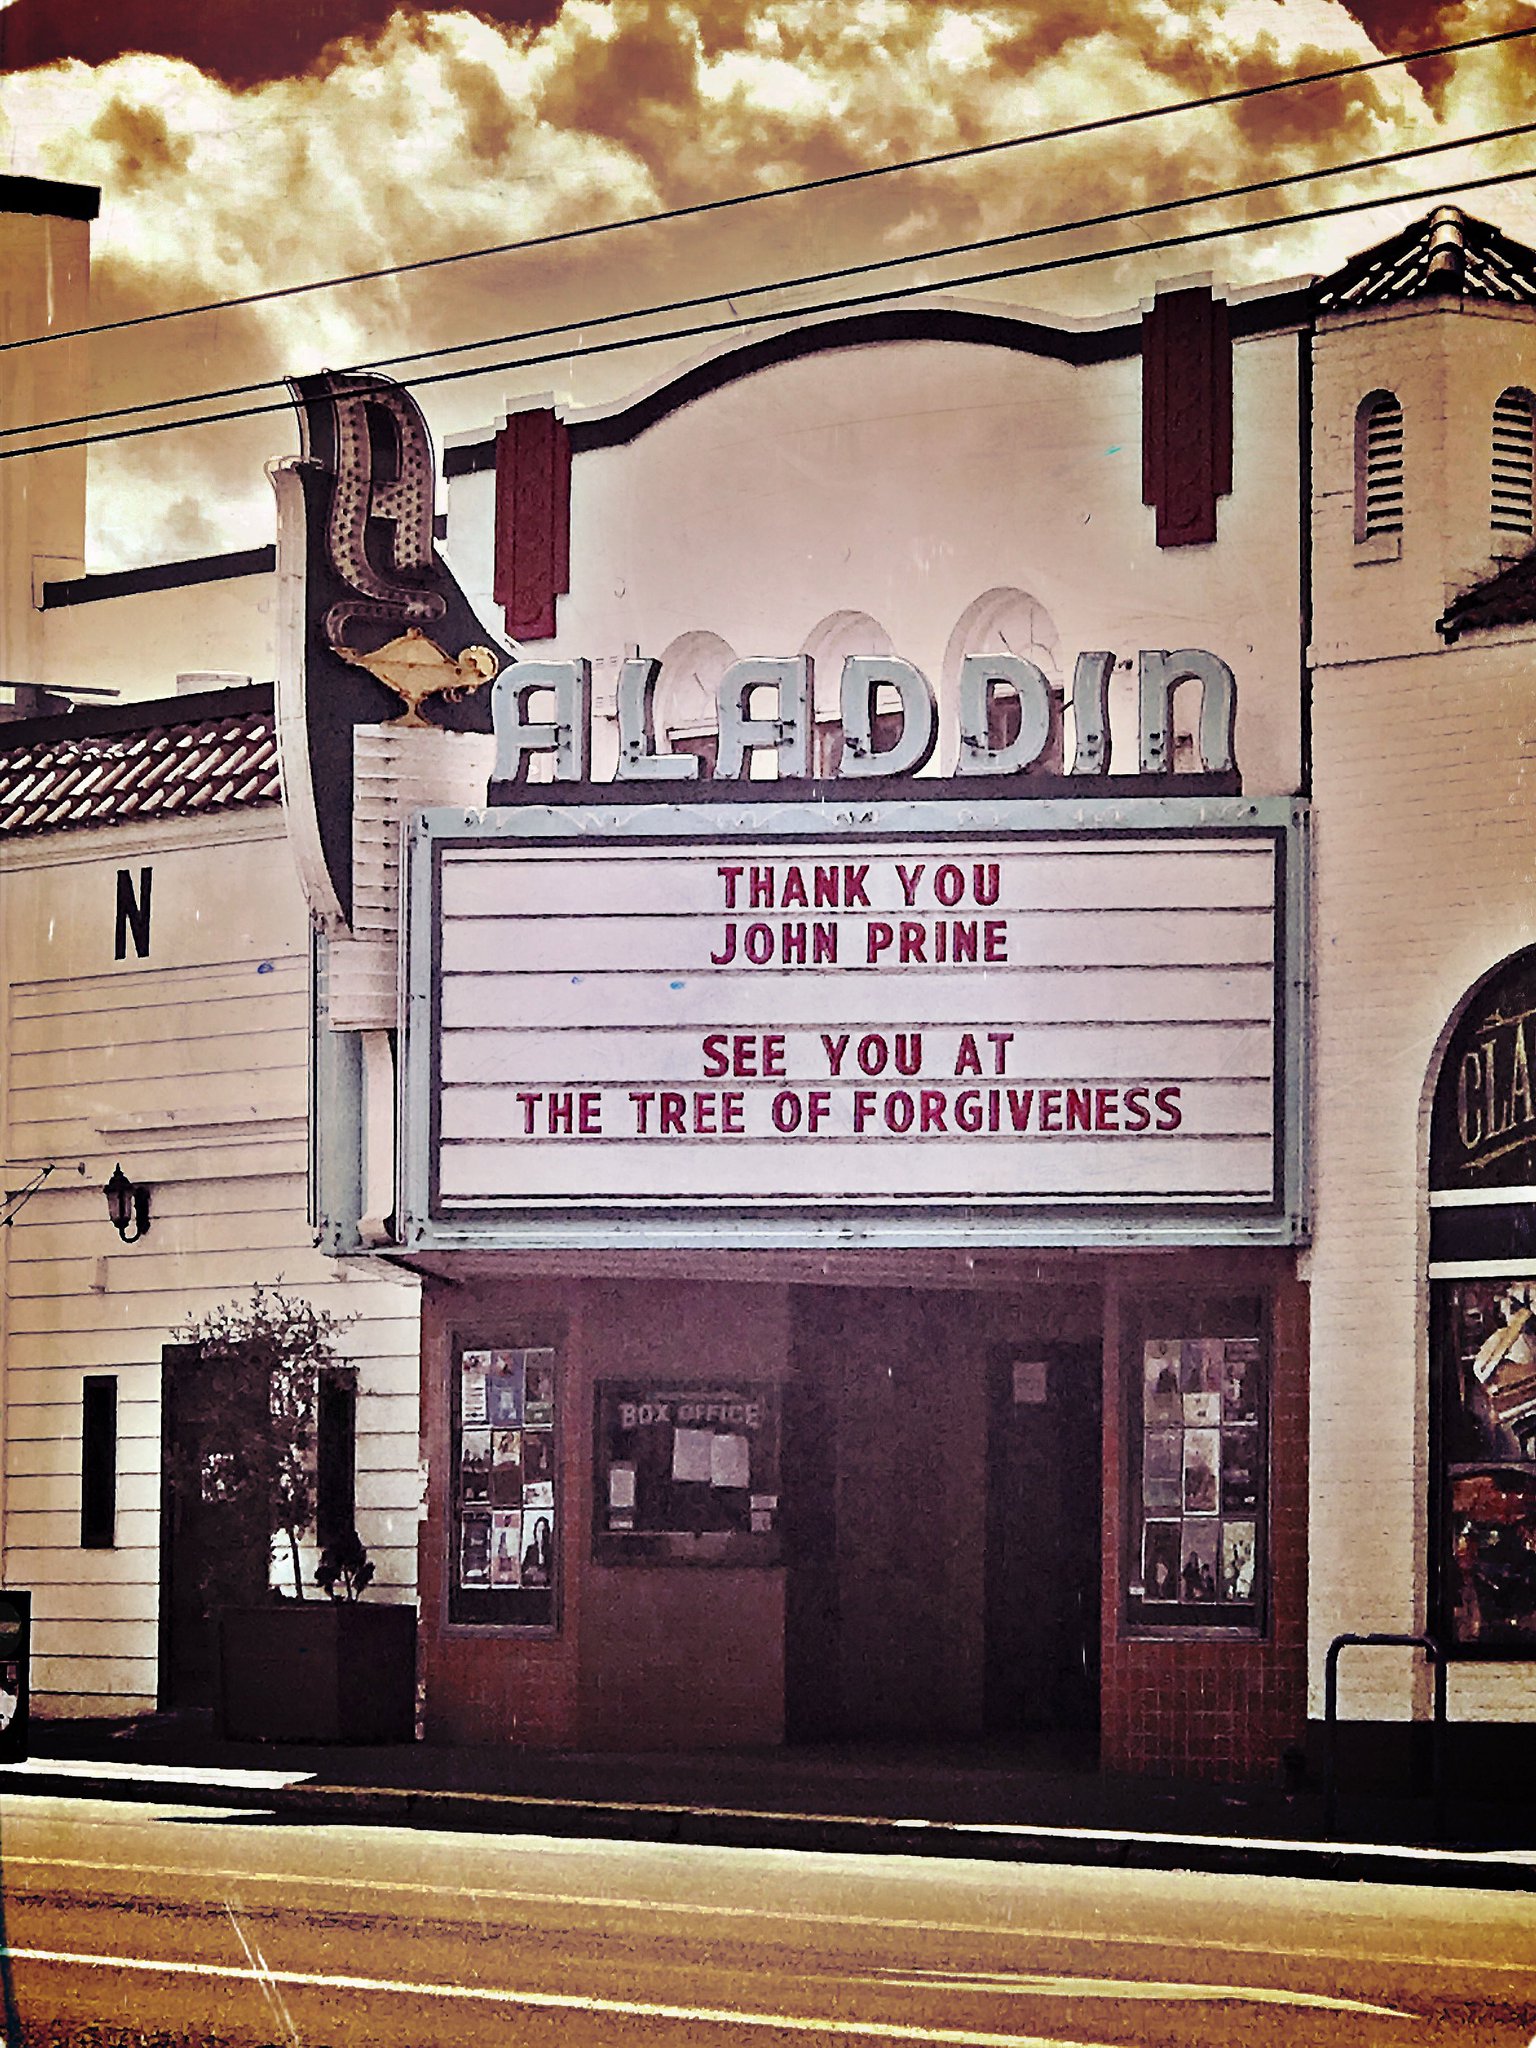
[169,1284,350,1604]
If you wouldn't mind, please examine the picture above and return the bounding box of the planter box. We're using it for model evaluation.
[218,1602,416,1743]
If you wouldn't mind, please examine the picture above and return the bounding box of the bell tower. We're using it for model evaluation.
[1310,206,1536,668]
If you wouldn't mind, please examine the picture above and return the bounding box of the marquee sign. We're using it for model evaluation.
[400,795,1307,1250]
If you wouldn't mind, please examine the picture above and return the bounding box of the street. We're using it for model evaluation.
[1,1795,1535,2046]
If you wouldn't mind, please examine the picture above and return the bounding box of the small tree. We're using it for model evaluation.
[170,1284,349,1604]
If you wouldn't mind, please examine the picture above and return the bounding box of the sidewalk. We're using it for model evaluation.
[6,1716,1535,1891]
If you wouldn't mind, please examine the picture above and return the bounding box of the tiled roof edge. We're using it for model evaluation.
[0,680,274,750]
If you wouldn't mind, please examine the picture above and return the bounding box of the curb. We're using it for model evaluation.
[6,1763,1536,1893]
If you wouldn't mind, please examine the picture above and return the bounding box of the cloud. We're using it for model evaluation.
[0,0,1531,568]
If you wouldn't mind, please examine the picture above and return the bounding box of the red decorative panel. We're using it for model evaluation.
[494,408,572,642]
[1141,288,1233,549]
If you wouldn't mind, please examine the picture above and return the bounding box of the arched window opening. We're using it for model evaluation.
[1491,387,1536,538]
[941,588,1064,774]
[653,630,735,778]
[799,611,898,777]
[1354,390,1404,542]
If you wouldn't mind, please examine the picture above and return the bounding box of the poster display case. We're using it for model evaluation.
[451,1343,559,1626]
[1126,1306,1265,1629]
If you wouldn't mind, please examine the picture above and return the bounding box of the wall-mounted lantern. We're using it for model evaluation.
[103,1164,150,1244]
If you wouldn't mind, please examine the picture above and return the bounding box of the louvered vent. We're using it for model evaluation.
[1492,387,1535,536]
[1356,392,1404,540]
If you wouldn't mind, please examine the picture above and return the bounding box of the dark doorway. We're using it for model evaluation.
[984,1342,1102,1736]
[786,1287,982,1739]
[157,1342,268,1713]
[785,1286,1103,1747]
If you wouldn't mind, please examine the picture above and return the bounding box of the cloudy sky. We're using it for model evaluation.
[1,0,1533,568]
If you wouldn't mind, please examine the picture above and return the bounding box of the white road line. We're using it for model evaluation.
[0,1760,310,1791]
[868,1970,1409,2019]
[4,1945,1134,2048]
[7,1851,1536,1978]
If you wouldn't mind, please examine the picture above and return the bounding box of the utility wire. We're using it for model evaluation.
[3,16,1535,357]
[5,116,1534,448]
[4,159,1532,466]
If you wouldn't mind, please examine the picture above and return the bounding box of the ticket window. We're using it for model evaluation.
[592,1382,782,1566]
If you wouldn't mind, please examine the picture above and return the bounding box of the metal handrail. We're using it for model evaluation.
[1323,1631,1447,1839]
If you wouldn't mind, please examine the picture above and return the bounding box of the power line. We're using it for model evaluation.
[6,116,1534,447]
[4,16,1535,358]
[3,160,1530,467]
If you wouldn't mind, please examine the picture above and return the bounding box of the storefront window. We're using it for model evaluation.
[1428,949,1536,1654]
[450,1344,558,1626]
[1125,1303,1265,1629]
[1436,1281,1536,1648]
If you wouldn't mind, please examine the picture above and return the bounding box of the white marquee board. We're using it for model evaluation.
[400,797,1306,1249]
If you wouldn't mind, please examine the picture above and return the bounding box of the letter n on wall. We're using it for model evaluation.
[1141,286,1232,547]
[494,407,571,641]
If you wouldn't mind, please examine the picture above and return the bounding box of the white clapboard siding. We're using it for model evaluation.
[8,957,308,1012]
[4,1281,414,1338]
[4,1336,422,1407]
[1,816,422,1716]
[31,1582,161,1624]
[9,1471,158,1516]
[7,1427,158,1476]
[33,1656,157,1706]
[6,1204,370,1269]
[7,1509,162,1551]
[6,1546,159,1586]
[8,1025,309,1085]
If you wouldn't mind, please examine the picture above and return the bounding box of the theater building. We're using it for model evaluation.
[279,247,1318,1774]
[9,185,1536,1780]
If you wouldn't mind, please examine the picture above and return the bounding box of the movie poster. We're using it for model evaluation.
[1223,1338,1262,1423]
[1181,1521,1219,1602]
[486,1351,524,1426]
[1183,1429,1219,1514]
[460,1353,489,1426]
[490,1510,522,1587]
[1143,1341,1182,1424]
[524,1351,556,1426]
[519,1509,555,1587]
[523,1427,555,1510]
[1143,1429,1182,1510]
[459,1510,491,1588]
[491,1428,523,1506]
[1221,1520,1256,1601]
[460,1426,492,1505]
[1221,1426,1258,1513]
[1143,1520,1181,1601]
